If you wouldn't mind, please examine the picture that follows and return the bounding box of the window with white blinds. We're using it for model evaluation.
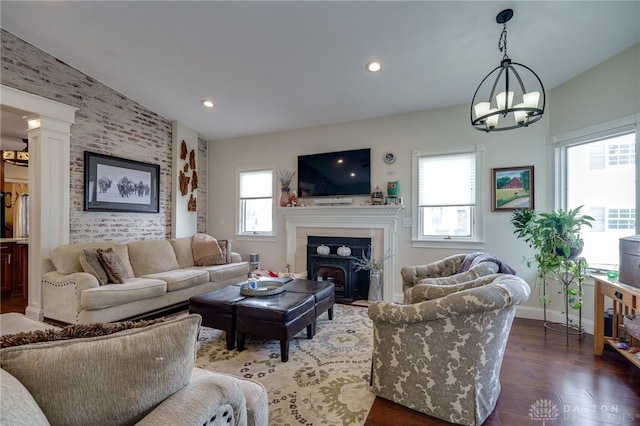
[412,146,483,245]
[238,169,273,235]
[418,152,476,207]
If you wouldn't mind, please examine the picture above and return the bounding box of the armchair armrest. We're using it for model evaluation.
[404,274,500,303]
[400,254,465,291]
[136,369,248,426]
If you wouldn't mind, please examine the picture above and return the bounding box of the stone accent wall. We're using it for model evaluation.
[197,137,208,234]
[1,30,195,243]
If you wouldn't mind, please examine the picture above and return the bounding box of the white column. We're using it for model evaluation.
[1,85,77,321]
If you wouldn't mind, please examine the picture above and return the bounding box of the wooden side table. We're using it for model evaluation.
[592,275,640,368]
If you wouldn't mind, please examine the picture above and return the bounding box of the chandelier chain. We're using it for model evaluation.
[499,23,508,60]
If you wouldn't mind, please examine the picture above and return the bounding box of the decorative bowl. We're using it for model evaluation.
[240,281,285,296]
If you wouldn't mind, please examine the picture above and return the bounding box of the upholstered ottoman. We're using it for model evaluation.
[189,286,246,350]
[235,292,315,362]
[283,279,335,336]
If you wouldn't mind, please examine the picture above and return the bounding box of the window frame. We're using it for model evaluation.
[549,114,639,268]
[236,166,277,241]
[411,144,485,249]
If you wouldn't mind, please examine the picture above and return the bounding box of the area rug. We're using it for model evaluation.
[196,303,375,425]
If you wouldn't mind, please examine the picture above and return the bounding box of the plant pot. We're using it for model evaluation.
[368,270,382,301]
[555,239,584,258]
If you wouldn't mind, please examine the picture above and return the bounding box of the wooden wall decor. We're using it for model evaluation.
[189,150,196,170]
[180,140,187,160]
[187,194,197,211]
[179,170,190,196]
[191,170,198,191]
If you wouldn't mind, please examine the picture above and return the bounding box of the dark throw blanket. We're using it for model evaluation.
[458,252,517,275]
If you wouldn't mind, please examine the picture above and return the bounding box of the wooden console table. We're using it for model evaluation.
[593,275,640,368]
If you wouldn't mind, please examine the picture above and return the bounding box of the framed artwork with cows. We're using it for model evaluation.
[84,151,160,213]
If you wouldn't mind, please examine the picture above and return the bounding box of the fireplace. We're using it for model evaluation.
[282,205,403,302]
[307,236,371,302]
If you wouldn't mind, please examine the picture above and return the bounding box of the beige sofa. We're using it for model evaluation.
[0,314,268,426]
[41,235,250,324]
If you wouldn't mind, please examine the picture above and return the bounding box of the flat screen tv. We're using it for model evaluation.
[297,148,371,197]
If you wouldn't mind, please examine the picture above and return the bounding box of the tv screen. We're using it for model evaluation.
[297,148,371,197]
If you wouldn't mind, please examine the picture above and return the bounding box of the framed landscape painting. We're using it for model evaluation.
[84,151,160,213]
[491,166,534,211]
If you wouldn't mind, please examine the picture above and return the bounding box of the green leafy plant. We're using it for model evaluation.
[511,206,594,330]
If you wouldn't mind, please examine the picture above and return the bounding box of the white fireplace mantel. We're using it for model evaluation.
[281,205,404,302]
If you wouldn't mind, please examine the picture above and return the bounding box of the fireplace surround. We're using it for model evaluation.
[282,205,403,302]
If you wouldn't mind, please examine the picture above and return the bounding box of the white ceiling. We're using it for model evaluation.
[1,1,639,142]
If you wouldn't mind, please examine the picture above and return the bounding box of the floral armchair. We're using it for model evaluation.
[401,253,516,304]
[367,273,530,425]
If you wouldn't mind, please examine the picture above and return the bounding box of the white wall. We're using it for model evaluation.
[207,97,550,310]
[171,121,199,238]
[207,44,639,332]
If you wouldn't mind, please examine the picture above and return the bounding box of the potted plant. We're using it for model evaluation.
[510,206,594,337]
[353,245,394,301]
[276,169,295,207]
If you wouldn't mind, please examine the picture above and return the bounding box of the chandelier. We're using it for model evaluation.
[471,9,545,132]
[2,139,29,167]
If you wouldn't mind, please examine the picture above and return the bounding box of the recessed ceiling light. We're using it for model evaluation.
[201,99,215,108]
[366,61,382,72]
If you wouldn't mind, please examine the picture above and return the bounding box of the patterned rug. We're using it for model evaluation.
[196,303,375,425]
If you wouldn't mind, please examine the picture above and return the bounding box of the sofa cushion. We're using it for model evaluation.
[191,262,250,282]
[142,268,210,292]
[80,278,167,311]
[193,233,227,266]
[127,239,180,276]
[170,236,196,268]
[49,242,132,276]
[0,368,51,426]
[97,248,131,283]
[79,249,109,285]
[0,314,201,426]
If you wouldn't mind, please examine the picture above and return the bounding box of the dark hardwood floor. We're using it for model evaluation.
[3,295,638,425]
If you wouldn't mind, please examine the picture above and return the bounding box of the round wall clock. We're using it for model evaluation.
[384,152,396,164]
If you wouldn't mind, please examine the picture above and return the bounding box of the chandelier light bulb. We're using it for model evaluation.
[523,91,540,109]
[486,109,499,130]
[496,91,514,110]
[513,103,527,124]
[474,102,491,121]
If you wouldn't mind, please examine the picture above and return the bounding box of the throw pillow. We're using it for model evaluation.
[96,247,130,283]
[1,318,166,348]
[218,239,232,264]
[0,315,200,426]
[79,249,108,285]
[192,233,226,266]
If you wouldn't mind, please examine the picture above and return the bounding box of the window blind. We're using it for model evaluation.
[418,152,475,206]
[240,170,273,198]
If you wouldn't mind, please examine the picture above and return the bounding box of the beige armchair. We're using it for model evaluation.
[401,252,515,303]
[367,274,530,426]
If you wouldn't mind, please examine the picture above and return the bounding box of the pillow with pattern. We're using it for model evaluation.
[0,318,166,348]
[97,247,130,283]
[79,249,109,285]
[217,239,232,264]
